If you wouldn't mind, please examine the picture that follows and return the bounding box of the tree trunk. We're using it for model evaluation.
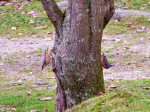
[41,0,114,112]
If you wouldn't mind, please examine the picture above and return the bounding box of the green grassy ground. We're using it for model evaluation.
[104,16,150,35]
[67,80,150,112]
[0,87,55,112]
[0,71,56,112]
[116,0,150,11]
[0,0,150,37]
[0,0,54,37]
[1,79,150,112]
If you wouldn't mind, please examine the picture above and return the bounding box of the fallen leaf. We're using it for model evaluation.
[39,97,52,101]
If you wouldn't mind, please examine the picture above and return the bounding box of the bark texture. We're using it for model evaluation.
[41,0,114,112]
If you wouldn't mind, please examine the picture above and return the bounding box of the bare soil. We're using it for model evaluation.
[0,35,54,88]
[103,33,150,80]
[0,33,150,82]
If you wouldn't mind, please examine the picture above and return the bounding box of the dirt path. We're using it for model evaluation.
[0,37,54,55]
[103,33,150,80]
[0,33,150,82]
[58,1,150,19]
[0,1,149,82]
[113,9,150,19]
[0,36,55,87]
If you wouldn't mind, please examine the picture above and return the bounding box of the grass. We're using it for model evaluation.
[0,70,56,112]
[1,78,150,112]
[67,80,150,112]
[0,79,56,112]
[116,0,150,11]
[0,0,150,37]
[104,16,150,35]
[104,20,129,35]
[0,0,54,37]
[0,86,55,112]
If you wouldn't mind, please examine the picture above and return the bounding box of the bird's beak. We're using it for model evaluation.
[41,53,46,71]
[41,63,45,71]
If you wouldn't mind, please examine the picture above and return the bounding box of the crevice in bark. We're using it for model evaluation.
[68,0,73,29]
[57,56,63,73]
[87,0,92,51]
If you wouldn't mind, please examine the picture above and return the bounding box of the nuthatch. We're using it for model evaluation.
[41,47,53,70]
[41,48,112,70]
[101,53,112,69]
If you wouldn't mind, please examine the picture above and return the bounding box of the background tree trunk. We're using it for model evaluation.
[41,0,114,112]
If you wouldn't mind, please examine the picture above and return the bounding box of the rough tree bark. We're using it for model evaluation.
[41,0,114,112]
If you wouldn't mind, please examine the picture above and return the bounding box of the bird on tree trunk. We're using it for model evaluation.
[41,47,53,70]
[41,48,112,70]
[101,53,112,69]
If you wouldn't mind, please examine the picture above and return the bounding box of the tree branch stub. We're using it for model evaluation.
[41,0,64,32]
